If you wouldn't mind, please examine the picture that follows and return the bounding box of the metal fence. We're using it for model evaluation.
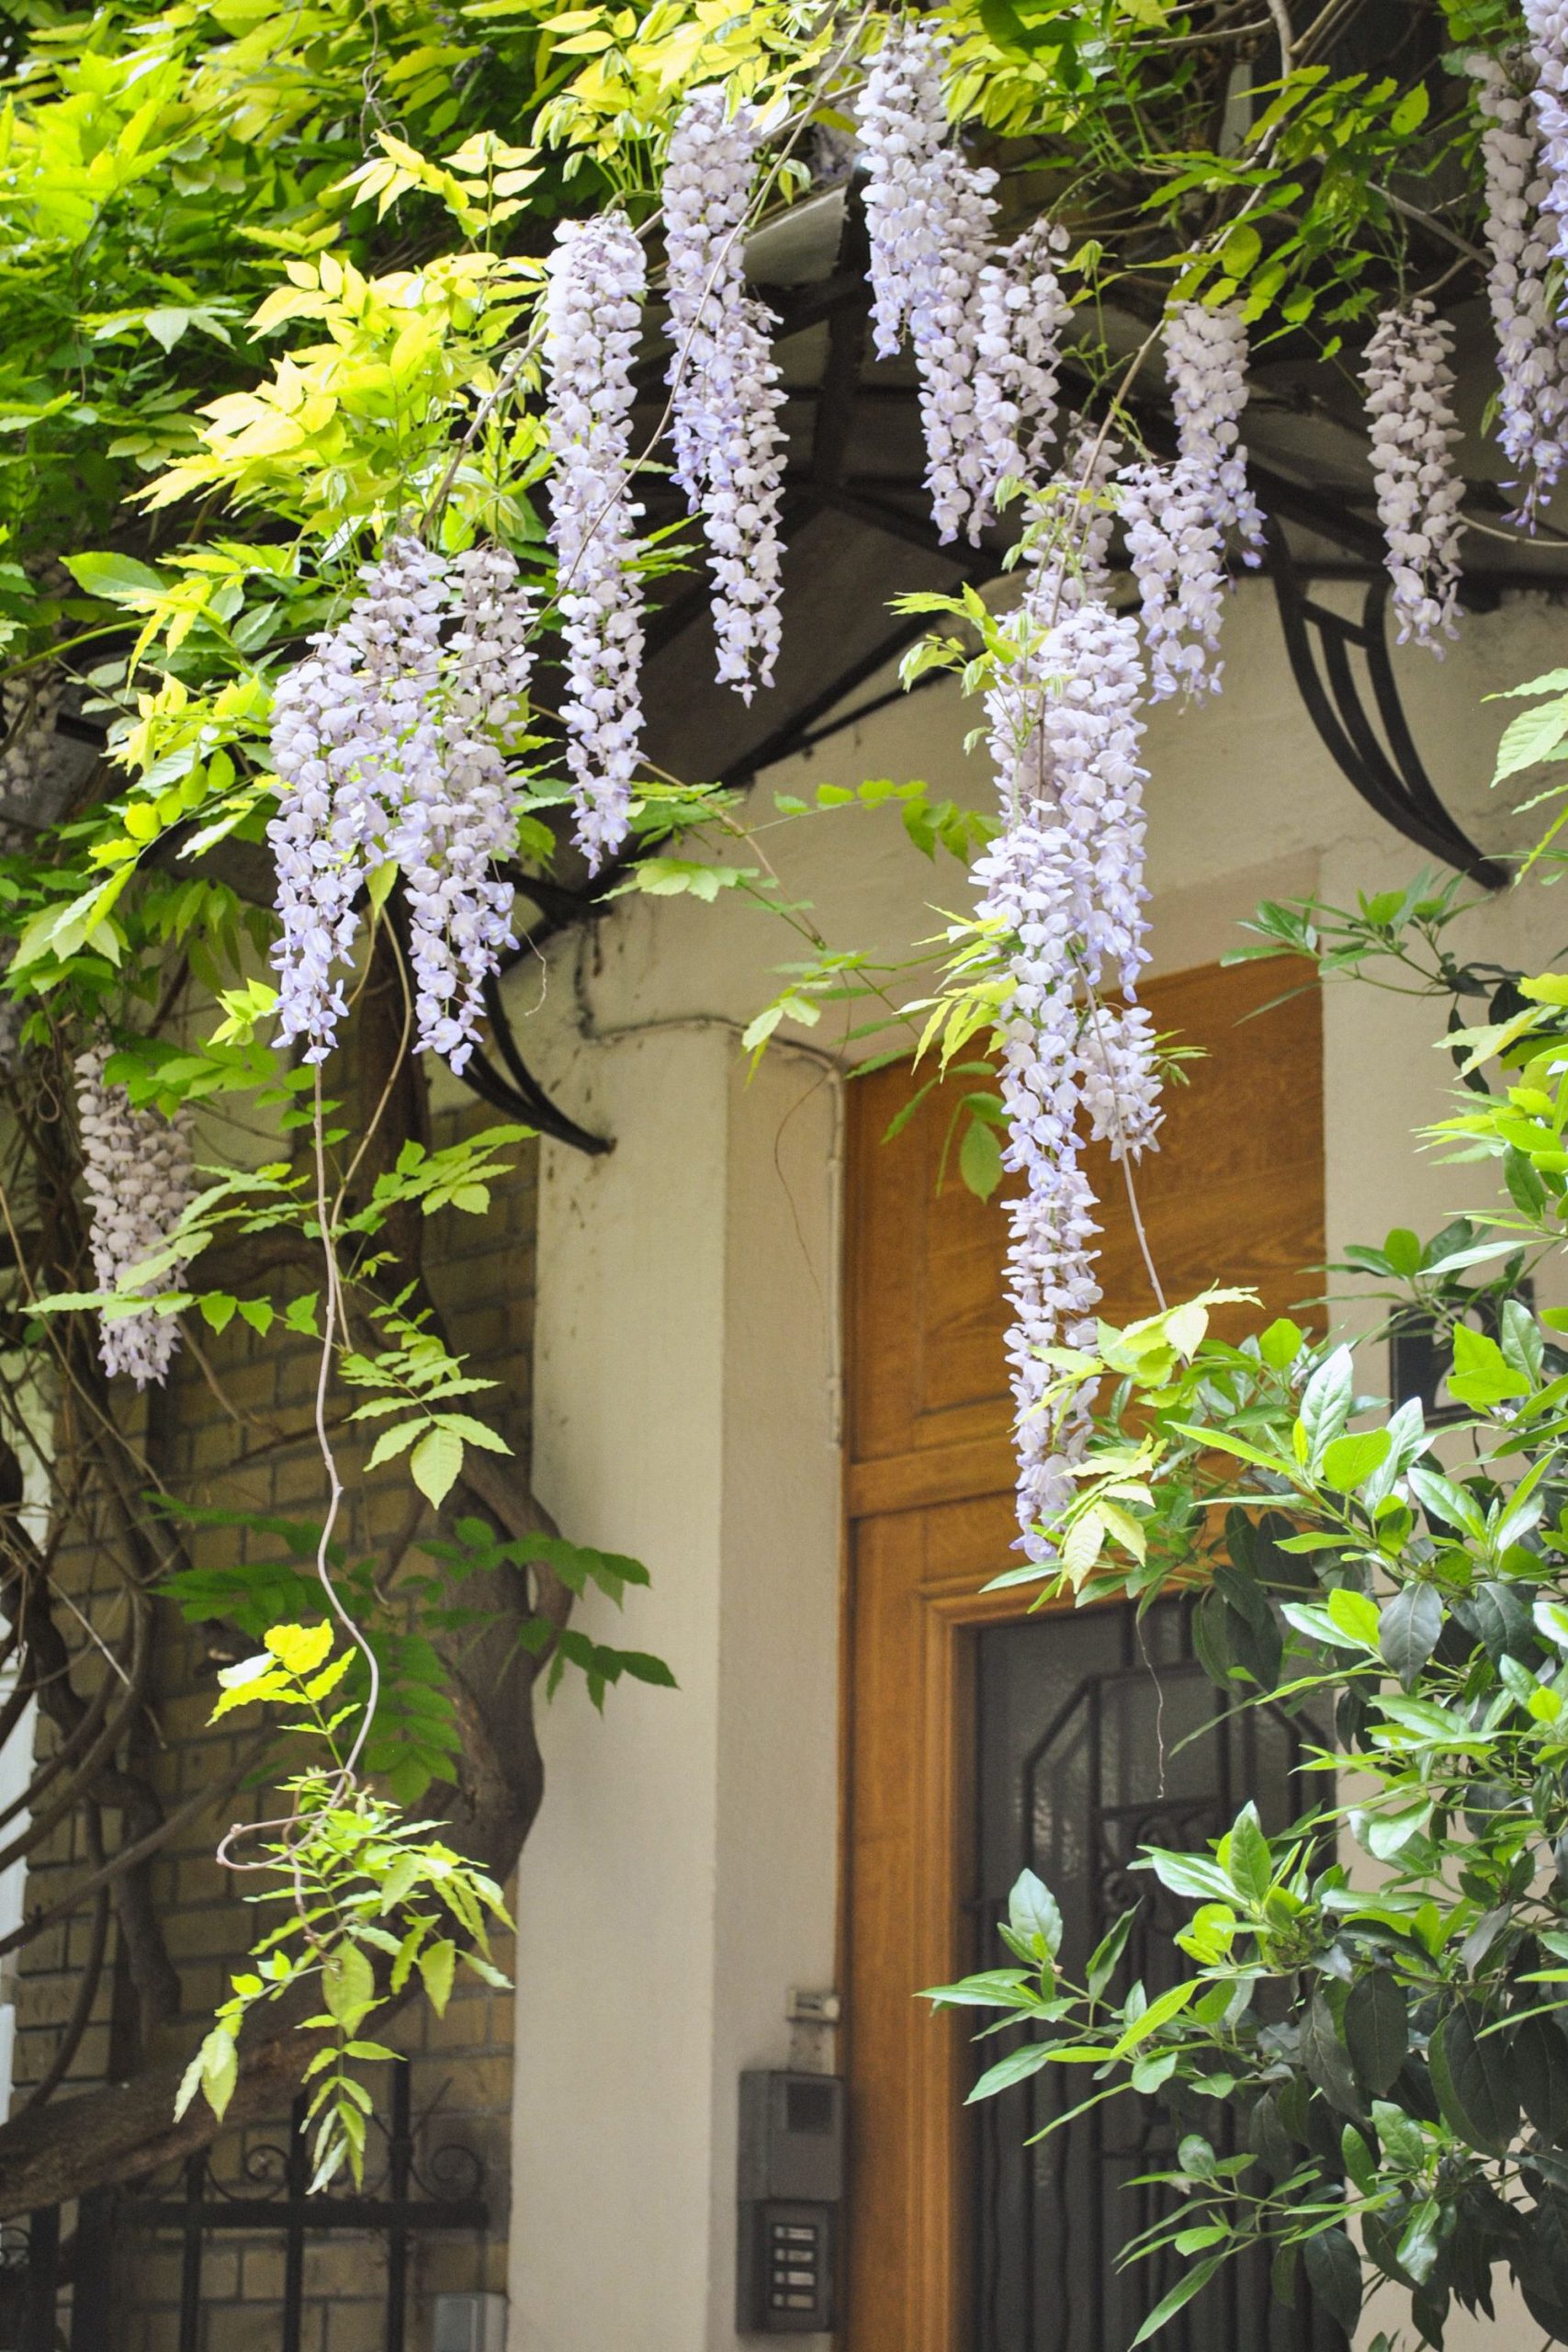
[0,2060,488,2352]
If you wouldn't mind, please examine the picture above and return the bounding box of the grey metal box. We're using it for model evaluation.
[433,2291,507,2352]
[738,2071,844,2204]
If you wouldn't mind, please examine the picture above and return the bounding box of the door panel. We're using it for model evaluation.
[972,1602,1338,2352]
[841,957,1325,2352]
[845,956,1324,1521]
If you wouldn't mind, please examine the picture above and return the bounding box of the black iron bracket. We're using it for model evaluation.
[466,970,610,1156]
[1267,519,1507,889]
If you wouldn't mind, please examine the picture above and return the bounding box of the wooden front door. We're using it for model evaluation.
[840,956,1324,2352]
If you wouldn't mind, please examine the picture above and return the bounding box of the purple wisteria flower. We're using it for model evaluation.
[1362,300,1466,649]
[1522,2,1568,271]
[663,85,787,700]
[269,537,536,1071]
[1118,458,1226,702]
[74,1043,195,1388]
[269,537,446,1064]
[977,582,1159,1558]
[1114,302,1263,699]
[857,18,953,361]
[1472,51,1568,522]
[1165,301,1266,554]
[858,21,1012,543]
[972,222,1073,522]
[910,147,1001,542]
[544,210,648,868]
[391,547,537,1072]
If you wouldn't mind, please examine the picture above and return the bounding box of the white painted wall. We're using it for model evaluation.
[510,573,1567,2348]
[510,1027,840,2352]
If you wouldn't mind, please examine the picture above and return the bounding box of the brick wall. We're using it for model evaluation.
[8,1107,537,2351]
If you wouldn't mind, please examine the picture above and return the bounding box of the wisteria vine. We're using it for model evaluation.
[245,32,1546,1562]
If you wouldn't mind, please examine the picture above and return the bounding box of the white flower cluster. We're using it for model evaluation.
[1361,300,1466,649]
[1117,458,1225,702]
[269,537,536,1071]
[544,211,648,868]
[1165,302,1266,552]
[1116,303,1262,700]
[1028,422,1122,615]
[1524,1,1568,266]
[972,223,1073,504]
[391,547,537,1072]
[858,23,1071,541]
[1472,51,1568,522]
[911,148,1002,542]
[857,18,953,361]
[663,85,787,701]
[270,537,446,1064]
[74,1044,195,1389]
[976,589,1158,1556]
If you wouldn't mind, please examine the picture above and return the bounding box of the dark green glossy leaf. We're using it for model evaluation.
[1380,1583,1443,1688]
[1345,1971,1407,2099]
[1517,2015,1568,2144]
[1517,2193,1568,2341]
[1303,2225,1363,2335]
[1302,1989,1365,2120]
[1429,2004,1518,2157]
[1130,2254,1223,2346]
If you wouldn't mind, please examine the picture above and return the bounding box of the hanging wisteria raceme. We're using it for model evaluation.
[1361,299,1467,649]
[1117,458,1226,701]
[1078,998,1163,1161]
[857,21,1012,542]
[269,537,536,1070]
[972,801,1102,1546]
[1108,304,1263,699]
[544,210,648,868]
[1165,302,1266,555]
[391,546,537,1072]
[1019,423,1123,629]
[1523,2,1568,271]
[74,1044,196,1388]
[977,586,1159,1556]
[856,18,953,361]
[908,146,1000,542]
[269,537,447,1064]
[662,86,786,699]
[971,221,1073,525]
[1472,51,1568,522]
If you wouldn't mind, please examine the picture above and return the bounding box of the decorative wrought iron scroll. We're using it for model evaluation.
[119,2058,489,2352]
[1267,521,1506,890]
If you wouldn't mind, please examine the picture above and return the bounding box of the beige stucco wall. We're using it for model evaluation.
[509,571,1566,2349]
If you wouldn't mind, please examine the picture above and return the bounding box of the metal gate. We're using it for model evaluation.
[970,1598,1341,2352]
[0,2059,488,2351]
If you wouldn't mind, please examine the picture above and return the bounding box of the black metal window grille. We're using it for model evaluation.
[0,2058,491,2352]
[970,1598,1342,2352]
[122,2059,488,2352]
[0,2191,113,2351]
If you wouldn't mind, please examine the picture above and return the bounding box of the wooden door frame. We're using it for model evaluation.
[838,957,1325,2352]
[840,1499,1072,2352]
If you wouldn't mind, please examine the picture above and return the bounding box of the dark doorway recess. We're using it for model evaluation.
[970,1599,1341,2352]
